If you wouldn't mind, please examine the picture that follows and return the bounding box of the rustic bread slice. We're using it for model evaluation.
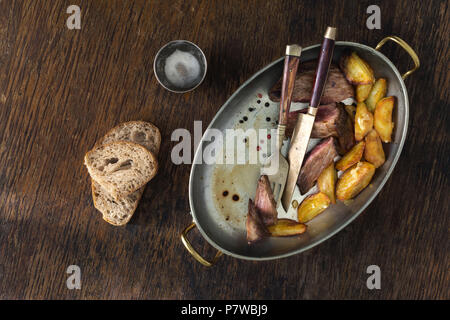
[85,141,158,200]
[95,121,161,156]
[92,181,144,226]
[91,121,160,225]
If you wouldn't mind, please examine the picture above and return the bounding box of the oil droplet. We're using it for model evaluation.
[222,191,229,197]
[232,194,240,201]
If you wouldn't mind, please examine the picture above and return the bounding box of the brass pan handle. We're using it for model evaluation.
[181,221,223,267]
[375,36,420,79]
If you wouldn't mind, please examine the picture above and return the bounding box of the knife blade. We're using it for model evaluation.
[281,26,337,211]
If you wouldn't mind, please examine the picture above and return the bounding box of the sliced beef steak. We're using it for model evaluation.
[286,103,340,138]
[269,61,354,104]
[297,137,338,194]
[254,175,278,226]
[246,199,270,244]
[286,103,355,154]
[336,115,356,155]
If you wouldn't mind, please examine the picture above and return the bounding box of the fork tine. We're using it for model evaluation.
[277,186,283,204]
[263,151,289,206]
[273,183,280,202]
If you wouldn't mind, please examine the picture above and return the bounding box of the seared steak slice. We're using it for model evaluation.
[286,103,340,138]
[269,61,354,104]
[336,115,356,155]
[254,175,278,226]
[286,103,355,154]
[246,199,270,244]
[310,103,344,138]
[297,137,338,194]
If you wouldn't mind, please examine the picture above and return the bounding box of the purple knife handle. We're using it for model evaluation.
[279,45,301,126]
[310,27,337,109]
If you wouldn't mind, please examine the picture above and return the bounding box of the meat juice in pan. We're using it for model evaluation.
[211,92,355,233]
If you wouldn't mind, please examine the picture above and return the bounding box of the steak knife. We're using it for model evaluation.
[281,26,337,211]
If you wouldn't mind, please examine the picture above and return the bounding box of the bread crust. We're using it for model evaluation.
[94,120,161,156]
[91,182,145,226]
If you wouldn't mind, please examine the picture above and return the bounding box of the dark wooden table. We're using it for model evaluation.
[0,0,448,299]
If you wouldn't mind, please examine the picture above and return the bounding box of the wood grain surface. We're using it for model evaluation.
[0,0,448,299]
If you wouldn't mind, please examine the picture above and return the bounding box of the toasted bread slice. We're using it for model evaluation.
[95,121,161,156]
[92,181,144,226]
[91,121,160,225]
[85,141,158,200]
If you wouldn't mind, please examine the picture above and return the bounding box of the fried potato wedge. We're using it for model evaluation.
[297,192,331,223]
[364,129,385,168]
[355,102,374,141]
[336,141,365,172]
[356,83,373,102]
[366,78,387,112]
[336,162,375,200]
[340,52,375,85]
[267,219,307,237]
[344,104,356,122]
[318,163,337,204]
[374,96,395,143]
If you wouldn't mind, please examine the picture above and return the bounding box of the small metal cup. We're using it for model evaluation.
[153,40,207,93]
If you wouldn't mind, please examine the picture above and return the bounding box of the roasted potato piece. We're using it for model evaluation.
[364,129,385,168]
[317,163,337,204]
[356,83,373,102]
[355,102,374,141]
[340,51,375,85]
[344,104,356,122]
[336,141,365,171]
[366,78,387,112]
[297,192,331,223]
[267,219,307,237]
[336,162,376,200]
[374,96,395,143]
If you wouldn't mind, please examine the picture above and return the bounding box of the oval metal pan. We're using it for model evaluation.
[189,41,409,260]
